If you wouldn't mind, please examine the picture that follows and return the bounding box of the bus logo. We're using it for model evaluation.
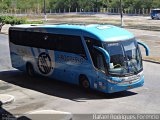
[38,52,52,74]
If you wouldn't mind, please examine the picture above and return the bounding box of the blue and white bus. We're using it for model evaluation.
[9,24,149,93]
[151,9,160,19]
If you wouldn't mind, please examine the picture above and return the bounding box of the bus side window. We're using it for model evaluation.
[10,30,86,58]
[55,35,86,58]
[84,37,105,72]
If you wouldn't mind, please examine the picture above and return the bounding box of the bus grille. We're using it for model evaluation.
[118,74,141,85]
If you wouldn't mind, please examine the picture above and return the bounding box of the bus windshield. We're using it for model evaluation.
[104,39,142,76]
[151,10,160,14]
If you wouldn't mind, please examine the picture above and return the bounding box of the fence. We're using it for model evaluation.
[0,8,151,16]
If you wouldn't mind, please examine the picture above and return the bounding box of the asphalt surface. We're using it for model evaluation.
[0,33,160,119]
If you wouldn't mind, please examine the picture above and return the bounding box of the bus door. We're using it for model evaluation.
[85,37,107,88]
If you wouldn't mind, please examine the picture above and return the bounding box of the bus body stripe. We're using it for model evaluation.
[32,48,39,58]
[45,49,49,54]
[38,48,41,53]
[40,49,46,53]
[31,48,36,57]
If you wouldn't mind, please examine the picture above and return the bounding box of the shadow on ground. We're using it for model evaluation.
[0,70,137,102]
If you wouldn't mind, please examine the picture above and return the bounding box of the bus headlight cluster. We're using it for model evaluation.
[107,71,144,84]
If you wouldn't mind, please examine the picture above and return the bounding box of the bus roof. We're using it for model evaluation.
[151,8,160,10]
[11,24,134,42]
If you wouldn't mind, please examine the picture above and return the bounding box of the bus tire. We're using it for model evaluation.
[26,63,35,77]
[79,75,90,90]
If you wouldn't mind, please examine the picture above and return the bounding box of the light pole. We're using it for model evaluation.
[44,0,47,20]
[120,0,124,27]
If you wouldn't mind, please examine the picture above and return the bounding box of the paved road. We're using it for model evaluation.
[0,33,160,119]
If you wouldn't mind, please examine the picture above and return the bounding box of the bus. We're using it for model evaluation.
[9,24,149,93]
[151,9,160,19]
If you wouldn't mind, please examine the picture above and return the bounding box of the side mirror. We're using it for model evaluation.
[138,41,150,56]
[93,46,110,64]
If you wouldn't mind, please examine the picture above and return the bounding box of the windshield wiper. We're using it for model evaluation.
[130,60,138,74]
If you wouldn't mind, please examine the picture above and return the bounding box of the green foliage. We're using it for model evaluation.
[0,16,43,25]
[152,0,160,8]
[0,16,26,25]
[78,0,94,11]
[26,21,44,24]
[0,15,43,31]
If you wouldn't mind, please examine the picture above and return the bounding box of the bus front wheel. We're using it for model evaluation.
[26,63,35,77]
[79,75,90,90]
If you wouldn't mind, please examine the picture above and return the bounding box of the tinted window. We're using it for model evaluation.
[9,30,85,54]
[84,37,103,68]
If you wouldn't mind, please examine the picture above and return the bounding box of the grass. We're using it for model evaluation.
[25,14,96,20]
[26,20,43,24]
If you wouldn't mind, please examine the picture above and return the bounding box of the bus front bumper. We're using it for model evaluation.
[106,76,144,93]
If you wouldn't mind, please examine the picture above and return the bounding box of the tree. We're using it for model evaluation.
[78,0,94,11]
[0,0,160,13]
[152,0,160,8]
[0,16,26,32]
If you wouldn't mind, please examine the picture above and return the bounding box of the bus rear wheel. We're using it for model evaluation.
[79,75,90,90]
[26,63,35,77]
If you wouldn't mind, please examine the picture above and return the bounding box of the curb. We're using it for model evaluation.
[0,32,8,35]
[0,94,15,105]
[143,59,160,64]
